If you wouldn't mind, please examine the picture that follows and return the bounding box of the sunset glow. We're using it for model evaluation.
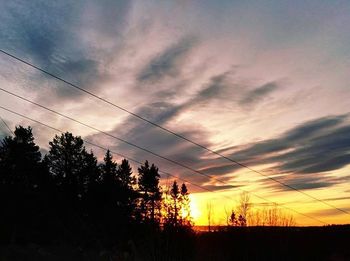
[1,0,350,227]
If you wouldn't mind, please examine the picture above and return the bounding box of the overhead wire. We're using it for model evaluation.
[0,105,327,225]
[0,115,14,136]
[0,49,348,216]
[0,49,350,216]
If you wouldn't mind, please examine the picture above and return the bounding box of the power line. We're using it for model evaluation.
[0,115,14,136]
[0,50,348,216]
[0,88,235,187]
[0,105,327,225]
[0,106,213,194]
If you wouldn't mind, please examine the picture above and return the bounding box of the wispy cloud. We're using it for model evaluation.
[239,82,280,105]
[1,0,350,224]
[137,36,197,83]
[311,207,350,217]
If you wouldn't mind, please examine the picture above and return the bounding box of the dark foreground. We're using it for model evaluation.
[0,225,349,261]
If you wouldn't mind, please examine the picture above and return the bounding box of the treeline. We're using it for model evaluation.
[0,126,194,249]
[223,192,296,228]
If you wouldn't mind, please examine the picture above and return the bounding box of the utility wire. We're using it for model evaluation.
[0,106,212,194]
[0,88,235,187]
[0,105,327,225]
[0,50,348,216]
[0,115,14,136]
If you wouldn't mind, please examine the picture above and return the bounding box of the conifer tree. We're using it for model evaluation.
[46,132,86,189]
[138,160,162,224]
[0,126,46,243]
[170,181,180,226]
[101,150,117,185]
[180,183,192,227]
[117,159,136,219]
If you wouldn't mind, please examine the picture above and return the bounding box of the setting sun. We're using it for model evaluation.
[189,194,201,222]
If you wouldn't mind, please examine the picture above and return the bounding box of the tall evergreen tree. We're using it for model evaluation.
[0,126,47,243]
[117,159,136,220]
[117,158,135,190]
[170,181,181,227]
[180,183,192,227]
[100,150,117,185]
[45,132,90,234]
[98,150,124,240]
[164,182,193,228]
[0,126,42,185]
[46,132,86,188]
[138,160,162,225]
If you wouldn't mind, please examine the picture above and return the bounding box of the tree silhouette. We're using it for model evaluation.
[207,202,213,232]
[180,183,192,227]
[138,160,162,225]
[0,126,47,243]
[101,150,117,185]
[45,132,96,238]
[0,126,196,256]
[117,158,137,221]
[166,181,181,227]
[98,149,124,240]
[164,181,193,229]
[46,132,86,188]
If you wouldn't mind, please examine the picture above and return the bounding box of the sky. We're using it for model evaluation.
[0,0,350,226]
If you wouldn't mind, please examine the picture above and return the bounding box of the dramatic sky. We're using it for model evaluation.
[1,0,350,226]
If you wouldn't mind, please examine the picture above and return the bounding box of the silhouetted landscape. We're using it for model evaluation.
[0,126,349,260]
[1,1,350,260]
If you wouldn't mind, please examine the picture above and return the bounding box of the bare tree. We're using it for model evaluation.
[237,192,251,226]
[224,206,231,226]
[207,201,213,232]
[250,204,296,226]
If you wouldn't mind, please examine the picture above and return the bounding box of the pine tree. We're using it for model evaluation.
[137,160,162,225]
[46,132,86,188]
[170,181,180,226]
[100,150,117,185]
[180,183,192,227]
[46,132,90,233]
[117,159,136,219]
[164,182,193,229]
[0,126,46,243]
[99,150,120,235]
[117,159,135,190]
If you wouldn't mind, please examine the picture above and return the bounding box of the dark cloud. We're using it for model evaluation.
[86,103,350,192]
[202,184,239,192]
[239,82,279,105]
[191,73,231,104]
[137,36,196,83]
[142,102,189,126]
[89,115,203,160]
[322,196,350,202]
[195,75,225,101]
[271,125,350,174]
[1,1,76,66]
[199,164,241,177]
[283,115,348,142]
[223,114,347,161]
[311,207,350,217]
[279,179,336,191]
[231,115,350,190]
[85,99,228,185]
[142,72,233,125]
[0,0,130,99]
[125,72,232,128]
[51,58,103,98]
